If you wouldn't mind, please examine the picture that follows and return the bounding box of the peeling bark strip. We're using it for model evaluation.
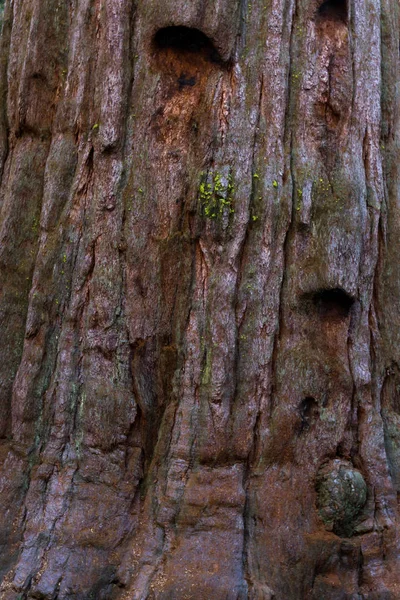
[0,0,399,598]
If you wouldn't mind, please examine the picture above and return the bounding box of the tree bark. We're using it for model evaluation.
[0,0,399,598]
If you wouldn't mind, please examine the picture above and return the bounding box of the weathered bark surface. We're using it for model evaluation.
[0,0,400,598]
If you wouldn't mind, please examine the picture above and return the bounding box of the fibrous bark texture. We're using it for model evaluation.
[0,0,400,598]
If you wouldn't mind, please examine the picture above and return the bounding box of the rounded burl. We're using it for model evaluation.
[316,459,367,536]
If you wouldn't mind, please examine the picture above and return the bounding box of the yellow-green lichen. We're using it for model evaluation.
[296,188,303,211]
[199,170,235,220]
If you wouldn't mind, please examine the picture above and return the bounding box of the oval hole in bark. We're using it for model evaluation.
[312,288,354,319]
[298,397,318,433]
[317,0,347,23]
[153,26,223,65]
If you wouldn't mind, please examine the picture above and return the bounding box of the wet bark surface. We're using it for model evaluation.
[0,0,400,598]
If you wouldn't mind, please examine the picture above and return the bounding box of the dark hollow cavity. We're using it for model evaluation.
[317,0,347,23]
[298,397,319,433]
[153,26,224,64]
[311,288,354,320]
[300,288,354,320]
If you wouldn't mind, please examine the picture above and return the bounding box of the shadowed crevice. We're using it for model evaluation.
[298,397,319,434]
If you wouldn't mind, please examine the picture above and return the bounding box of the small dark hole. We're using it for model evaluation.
[312,288,354,319]
[31,72,47,82]
[153,26,223,64]
[298,397,319,433]
[317,0,347,22]
[178,73,196,89]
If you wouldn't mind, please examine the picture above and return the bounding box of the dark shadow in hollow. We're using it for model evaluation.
[153,26,225,65]
[298,396,319,434]
[312,288,354,319]
[300,288,355,320]
[317,0,347,23]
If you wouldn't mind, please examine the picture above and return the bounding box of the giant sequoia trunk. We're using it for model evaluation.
[0,0,400,598]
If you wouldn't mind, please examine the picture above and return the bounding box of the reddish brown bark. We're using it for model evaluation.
[0,0,400,598]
